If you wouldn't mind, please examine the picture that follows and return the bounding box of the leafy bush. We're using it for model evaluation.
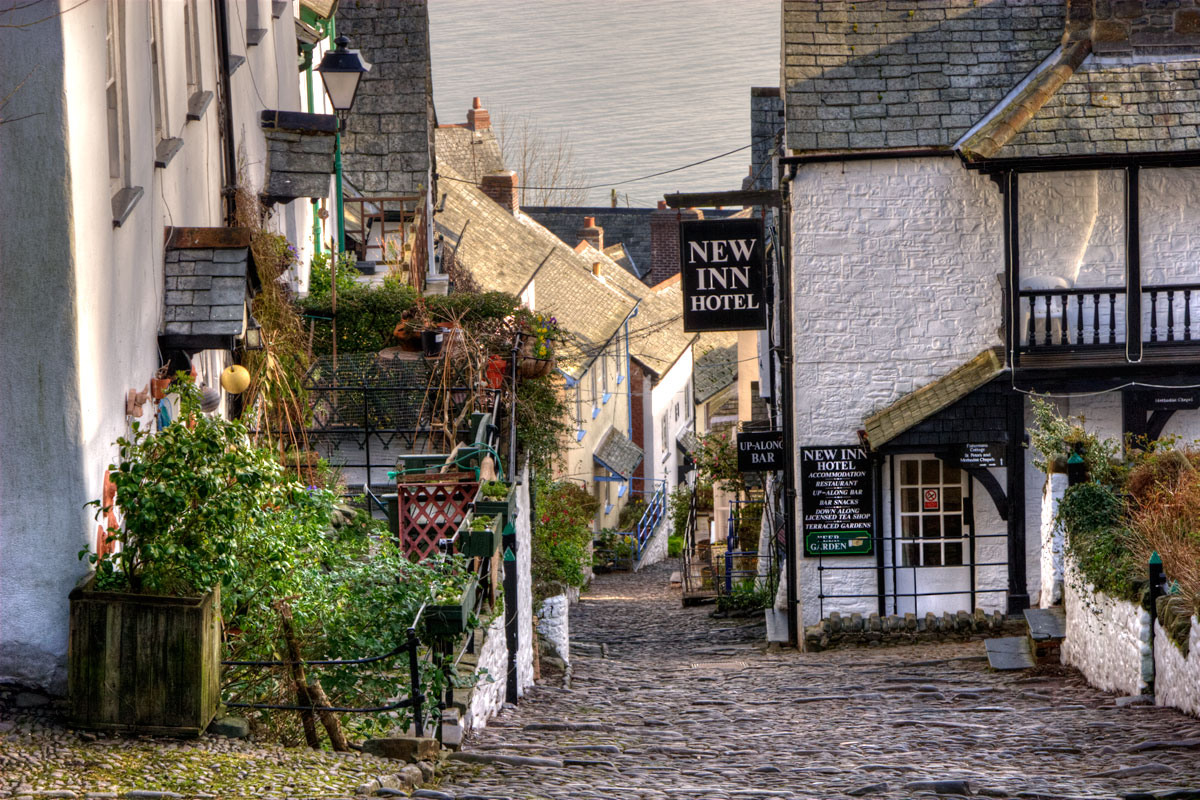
[532,477,598,601]
[694,431,745,495]
[1057,481,1141,603]
[516,374,571,474]
[617,498,647,531]
[1028,397,1119,483]
[715,579,773,614]
[667,534,685,558]
[298,275,420,356]
[480,480,510,500]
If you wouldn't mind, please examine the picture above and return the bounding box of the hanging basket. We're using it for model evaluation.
[517,337,555,379]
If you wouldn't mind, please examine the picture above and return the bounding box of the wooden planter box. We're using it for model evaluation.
[425,576,477,638]
[68,576,221,737]
[459,518,502,559]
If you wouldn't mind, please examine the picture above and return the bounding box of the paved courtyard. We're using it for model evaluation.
[439,562,1200,800]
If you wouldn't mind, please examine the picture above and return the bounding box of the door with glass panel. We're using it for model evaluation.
[892,455,973,616]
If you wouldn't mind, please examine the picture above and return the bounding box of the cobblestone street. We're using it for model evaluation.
[439,562,1200,800]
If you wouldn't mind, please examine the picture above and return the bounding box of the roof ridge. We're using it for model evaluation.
[960,38,1092,162]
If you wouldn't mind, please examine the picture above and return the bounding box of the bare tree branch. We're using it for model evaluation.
[493,108,590,207]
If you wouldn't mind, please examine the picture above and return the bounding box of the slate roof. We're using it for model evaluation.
[593,426,645,479]
[972,57,1200,160]
[862,348,1005,448]
[433,162,637,380]
[603,243,643,278]
[782,0,1065,152]
[572,243,696,380]
[160,227,253,351]
[693,337,738,405]
[434,126,505,185]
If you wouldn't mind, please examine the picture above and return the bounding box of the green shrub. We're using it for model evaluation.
[667,534,685,559]
[715,579,773,614]
[532,477,598,600]
[1058,481,1141,603]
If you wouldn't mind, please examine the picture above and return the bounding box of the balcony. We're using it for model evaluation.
[1015,281,1200,371]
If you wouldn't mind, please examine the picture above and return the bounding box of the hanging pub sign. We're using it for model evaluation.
[737,429,784,471]
[800,446,875,557]
[680,217,767,332]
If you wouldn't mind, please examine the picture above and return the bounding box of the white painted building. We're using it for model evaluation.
[778,0,1200,630]
[0,0,337,691]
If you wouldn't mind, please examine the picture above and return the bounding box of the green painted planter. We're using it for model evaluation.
[459,517,502,558]
[425,576,478,638]
[474,484,515,527]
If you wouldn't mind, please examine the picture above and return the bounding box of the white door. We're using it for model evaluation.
[892,455,972,616]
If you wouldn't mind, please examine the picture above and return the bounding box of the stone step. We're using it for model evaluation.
[985,636,1036,671]
[1024,606,1066,641]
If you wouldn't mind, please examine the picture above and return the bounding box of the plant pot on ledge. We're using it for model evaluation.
[68,575,221,737]
[425,575,478,639]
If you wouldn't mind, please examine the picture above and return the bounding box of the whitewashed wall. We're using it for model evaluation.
[0,0,316,692]
[464,614,507,733]
[1039,472,1069,608]
[789,157,1002,626]
[641,345,693,565]
[1154,616,1200,718]
[515,464,534,697]
[1061,561,1150,697]
[536,594,570,666]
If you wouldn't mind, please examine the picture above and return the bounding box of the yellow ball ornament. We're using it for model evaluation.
[220,364,251,395]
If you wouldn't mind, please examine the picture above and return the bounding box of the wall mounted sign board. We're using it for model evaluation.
[680,218,767,332]
[954,443,1006,469]
[737,429,784,471]
[1144,390,1200,411]
[800,445,875,557]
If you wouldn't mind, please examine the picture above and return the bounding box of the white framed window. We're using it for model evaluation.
[106,0,128,193]
[149,0,169,142]
[897,456,967,567]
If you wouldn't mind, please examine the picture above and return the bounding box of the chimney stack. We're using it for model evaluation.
[648,202,702,287]
[578,216,604,251]
[481,170,519,214]
[467,97,491,131]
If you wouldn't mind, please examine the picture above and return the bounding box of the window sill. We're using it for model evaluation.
[111,186,144,228]
[617,483,627,498]
[616,374,624,385]
[605,503,613,515]
[227,54,246,75]
[602,392,612,404]
[154,137,183,169]
[246,28,267,46]
[576,429,586,443]
[271,0,288,18]
[591,407,600,419]
[186,90,213,122]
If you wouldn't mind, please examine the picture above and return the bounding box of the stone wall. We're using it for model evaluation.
[804,609,1020,652]
[1153,604,1200,718]
[514,464,534,697]
[1061,561,1151,697]
[335,0,433,195]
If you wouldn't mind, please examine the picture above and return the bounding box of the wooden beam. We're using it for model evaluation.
[663,189,781,209]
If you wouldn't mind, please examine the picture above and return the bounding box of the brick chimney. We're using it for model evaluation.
[648,201,702,287]
[481,170,518,214]
[467,97,491,131]
[1066,0,1200,55]
[577,216,604,251]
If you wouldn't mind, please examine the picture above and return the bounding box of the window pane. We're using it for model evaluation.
[944,541,964,566]
[901,488,919,513]
[943,464,962,486]
[923,542,942,566]
[902,516,920,539]
[921,459,941,484]
[903,542,919,567]
[943,515,963,539]
[921,516,940,539]
[944,486,962,512]
[901,460,919,486]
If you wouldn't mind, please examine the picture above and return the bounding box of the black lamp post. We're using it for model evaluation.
[315,35,371,254]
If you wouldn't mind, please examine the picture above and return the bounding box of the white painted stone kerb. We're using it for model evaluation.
[464,614,507,734]
[537,594,570,666]
[1153,615,1200,718]
[1061,561,1151,697]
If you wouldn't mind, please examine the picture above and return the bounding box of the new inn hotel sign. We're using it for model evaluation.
[680,218,767,332]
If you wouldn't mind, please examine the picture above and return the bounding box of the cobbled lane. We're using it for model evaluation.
[437,562,1200,800]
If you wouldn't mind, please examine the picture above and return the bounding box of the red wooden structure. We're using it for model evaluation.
[396,473,479,560]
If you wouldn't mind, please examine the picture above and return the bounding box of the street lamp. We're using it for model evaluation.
[316,35,371,254]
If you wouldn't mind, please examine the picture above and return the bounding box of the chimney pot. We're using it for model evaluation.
[657,200,667,210]
[480,170,518,214]
[592,262,602,277]
[577,216,604,251]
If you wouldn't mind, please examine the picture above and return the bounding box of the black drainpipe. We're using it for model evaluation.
[214,0,238,227]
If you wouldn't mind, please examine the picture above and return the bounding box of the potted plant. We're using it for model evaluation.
[71,377,298,736]
[517,311,557,379]
[474,479,515,527]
